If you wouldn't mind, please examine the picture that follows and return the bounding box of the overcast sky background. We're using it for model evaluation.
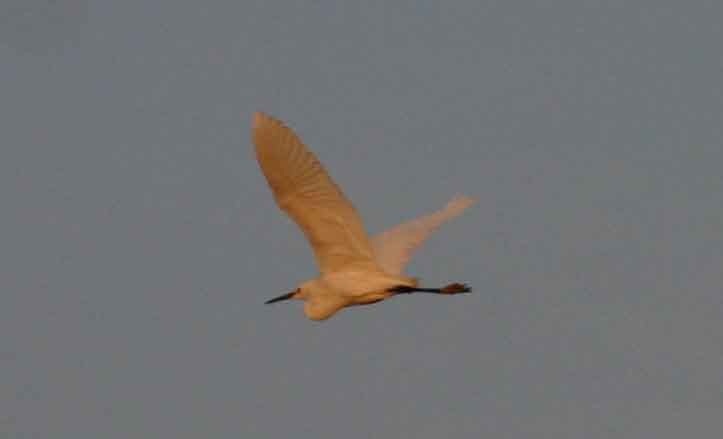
[2,1,722,437]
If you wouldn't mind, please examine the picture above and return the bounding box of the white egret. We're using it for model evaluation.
[253,112,476,320]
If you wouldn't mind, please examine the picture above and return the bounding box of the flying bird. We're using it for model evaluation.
[253,112,476,320]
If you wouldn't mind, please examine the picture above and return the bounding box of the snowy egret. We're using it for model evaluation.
[253,112,476,320]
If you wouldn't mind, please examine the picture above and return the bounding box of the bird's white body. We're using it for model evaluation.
[298,269,415,320]
[252,112,475,320]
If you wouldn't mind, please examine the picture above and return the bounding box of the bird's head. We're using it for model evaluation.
[264,279,316,305]
[263,279,344,320]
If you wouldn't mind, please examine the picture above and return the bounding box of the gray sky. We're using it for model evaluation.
[2,1,722,437]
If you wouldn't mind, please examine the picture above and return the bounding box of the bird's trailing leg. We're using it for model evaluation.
[388,283,471,295]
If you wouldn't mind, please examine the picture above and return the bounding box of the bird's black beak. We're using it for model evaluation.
[264,290,296,305]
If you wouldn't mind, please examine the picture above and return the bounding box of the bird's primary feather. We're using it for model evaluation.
[252,112,376,274]
[371,195,477,275]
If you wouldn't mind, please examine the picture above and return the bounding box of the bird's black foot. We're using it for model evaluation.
[440,283,471,294]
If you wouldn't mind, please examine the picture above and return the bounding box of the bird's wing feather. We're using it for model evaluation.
[371,195,476,275]
[252,112,376,274]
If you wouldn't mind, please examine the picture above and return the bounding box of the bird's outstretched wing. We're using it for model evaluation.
[252,112,376,274]
[371,195,476,275]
